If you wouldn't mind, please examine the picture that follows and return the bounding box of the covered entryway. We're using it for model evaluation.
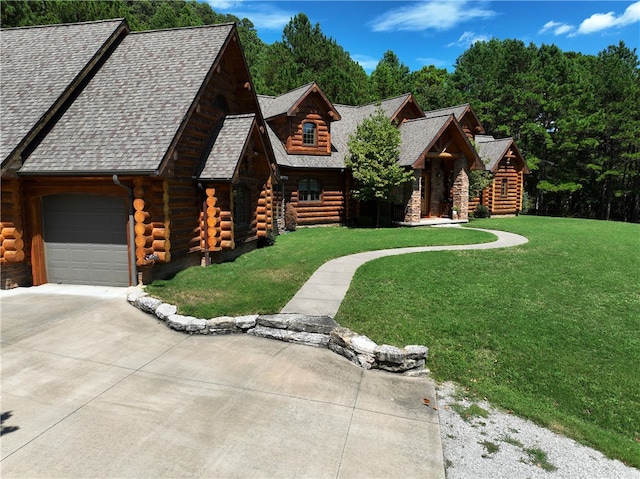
[420,173,431,217]
[42,194,129,286]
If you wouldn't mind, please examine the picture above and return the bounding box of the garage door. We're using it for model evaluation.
[42,194,129,286]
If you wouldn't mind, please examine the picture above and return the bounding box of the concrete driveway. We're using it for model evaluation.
[1,285,444,478]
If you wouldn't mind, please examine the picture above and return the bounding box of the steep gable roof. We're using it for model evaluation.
[0,19,127,171]
[258,82,340,121]
[476,135,529,173]
[398,114,453,167]
[198,113,259,181]
[423,103,485,135]
[20,23,236,175]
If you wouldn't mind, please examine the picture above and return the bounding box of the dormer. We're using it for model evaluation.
[258,82,341,156]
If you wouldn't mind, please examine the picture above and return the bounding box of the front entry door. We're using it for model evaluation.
[421,173,431,217]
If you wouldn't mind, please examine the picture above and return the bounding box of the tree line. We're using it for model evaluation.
[2,0,638,222]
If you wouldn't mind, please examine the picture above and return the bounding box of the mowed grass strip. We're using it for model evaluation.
[146,226,494,317]
[335,216,640,467]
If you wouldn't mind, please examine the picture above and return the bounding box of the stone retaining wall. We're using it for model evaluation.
[128,290,429,376]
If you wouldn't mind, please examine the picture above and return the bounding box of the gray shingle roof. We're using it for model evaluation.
[423,103,485,135]
[476,135,527,172]
[422,104,471,120]
[198,113,256,180]
[20,23,235,174]
[0,19,126,163]
[258,83,316,119]
[398,115,452,166]
[262,92,419,170]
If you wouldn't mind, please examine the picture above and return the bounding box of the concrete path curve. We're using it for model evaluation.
[281,228,528,318]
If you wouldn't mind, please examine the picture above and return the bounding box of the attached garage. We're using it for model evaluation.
[42,194,129,286]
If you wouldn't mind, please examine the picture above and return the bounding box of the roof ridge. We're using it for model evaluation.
[405,113,451,122]
[355,92,411,109]
[423,103,471,114]
[270,81,315,101]
[0,18,125,31]
[130,22,234,35]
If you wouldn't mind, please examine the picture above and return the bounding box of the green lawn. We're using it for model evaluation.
[336,216,640,468]
[146,226,494,317]
[146,216,640,467]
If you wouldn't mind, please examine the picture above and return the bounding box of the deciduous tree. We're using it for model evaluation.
[346,109,414,227]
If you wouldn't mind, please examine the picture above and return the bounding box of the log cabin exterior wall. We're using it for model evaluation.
[481,161,523,215]
[285,96,333,156]
[276,168,347,225]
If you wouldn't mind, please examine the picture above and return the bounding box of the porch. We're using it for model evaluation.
[395,217,469,227]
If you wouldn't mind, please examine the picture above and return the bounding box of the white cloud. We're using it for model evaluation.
[233,10,293,30]
[370,1,496,32]
[539,21,574,36]
[205,0,244,10]
[204,0,293,30]
[447,31,490,48]
[577,1,640,34]
[351,54,379,72]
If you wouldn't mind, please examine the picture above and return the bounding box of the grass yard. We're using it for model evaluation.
[336,216,640,467]
[146,226,494,317]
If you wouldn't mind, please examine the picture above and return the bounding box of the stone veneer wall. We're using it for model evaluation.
[128,290,429,375]
[404,170,422,222]
[452,159,469,220]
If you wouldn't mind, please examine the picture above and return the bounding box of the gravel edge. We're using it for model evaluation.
[437,381,640,479]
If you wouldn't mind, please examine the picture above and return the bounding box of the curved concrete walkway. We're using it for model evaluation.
[281,228,528,318]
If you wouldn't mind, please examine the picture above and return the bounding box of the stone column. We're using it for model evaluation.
[452,158,469,220]
[404,170,421,222]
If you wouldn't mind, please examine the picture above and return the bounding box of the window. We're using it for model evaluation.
[233,185,250,227]
[298,178,321,203]
[500,178,508,198]
[302,122,317,146]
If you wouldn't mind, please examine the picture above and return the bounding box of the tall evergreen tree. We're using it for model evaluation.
[370,50,410,100]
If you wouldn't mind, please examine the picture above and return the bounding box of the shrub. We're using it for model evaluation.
[356,215,374,228]
[473,204,490,218]
[284,203,298,231]
[257,230,277,248]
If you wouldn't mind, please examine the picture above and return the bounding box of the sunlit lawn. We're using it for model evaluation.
[336,216,640,467]
[146,225,494,317]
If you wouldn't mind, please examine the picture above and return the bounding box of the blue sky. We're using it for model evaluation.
[205,0,640,72]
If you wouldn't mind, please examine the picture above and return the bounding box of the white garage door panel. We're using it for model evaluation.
[43,194,129,287]
[45,242,129,286]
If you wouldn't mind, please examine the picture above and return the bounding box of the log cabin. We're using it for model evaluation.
[1,19,277,289]
[474,135,529,215]
[423,105,529,215]
[258,84,481,225]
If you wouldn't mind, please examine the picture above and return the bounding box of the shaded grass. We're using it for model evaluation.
[146,226,494,317]
[335,216,640,467]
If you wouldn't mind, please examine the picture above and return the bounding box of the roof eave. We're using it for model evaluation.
[17,168,158,177]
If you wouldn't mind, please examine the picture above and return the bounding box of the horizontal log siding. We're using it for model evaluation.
[484,162,523,215]
[289,111,330,155]
[280,169,346,225]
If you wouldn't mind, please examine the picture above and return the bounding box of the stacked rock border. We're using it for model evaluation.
[128,290,429,376]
